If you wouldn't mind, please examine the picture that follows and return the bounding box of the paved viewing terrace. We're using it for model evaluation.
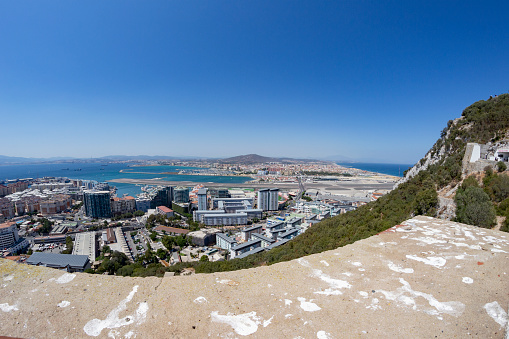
[1,216,508,338]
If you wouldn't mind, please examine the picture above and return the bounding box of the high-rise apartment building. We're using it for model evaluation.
[84,191,112,218]
[257,188,279,211]
[111,196,136,216]
[197,188,208,210]
[173,187,190,204]
[149,186,174,209]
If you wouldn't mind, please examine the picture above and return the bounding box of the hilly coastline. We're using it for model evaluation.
[164,93,509,274]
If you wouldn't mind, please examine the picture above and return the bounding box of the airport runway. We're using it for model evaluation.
[108,178,396,191]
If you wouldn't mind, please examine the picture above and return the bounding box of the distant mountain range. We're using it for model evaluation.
[0,154,211,165]
[0,154,330,165]
[0,153,395,165]
[0,155,75,165]
[217,154,328,165]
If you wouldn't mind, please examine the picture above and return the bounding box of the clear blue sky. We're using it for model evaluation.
[1,1,508,164]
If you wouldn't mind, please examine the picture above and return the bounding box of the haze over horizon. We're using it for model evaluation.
[1,1,508,163]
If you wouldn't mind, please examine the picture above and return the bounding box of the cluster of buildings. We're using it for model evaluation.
[191,187,281,226]
[214,215,306,259]
[0,221,30,256]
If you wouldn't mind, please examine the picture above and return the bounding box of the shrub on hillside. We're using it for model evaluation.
[414,188,438,216]
[455,186,496,228]
[497,161,507,172]
[484,174,509,203]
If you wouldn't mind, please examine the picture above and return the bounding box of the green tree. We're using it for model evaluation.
[61,236,73,254]
[175,235,188,248]
[162,235,174,251]
[414,188,438,216]
[150,232,158,241]
[497,161,507,172]
[460,175,479,190]
[200,255,209,262]
[455,186,496,228]
[156,248,167,259]
[484,174,509,202]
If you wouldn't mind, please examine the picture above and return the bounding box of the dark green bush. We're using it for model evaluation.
[455,186,496,228]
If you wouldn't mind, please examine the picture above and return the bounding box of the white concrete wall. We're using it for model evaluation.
[469,144,480,163]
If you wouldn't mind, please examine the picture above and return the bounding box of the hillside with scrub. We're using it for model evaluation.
[94,94,509,277]
[182,93,509,274]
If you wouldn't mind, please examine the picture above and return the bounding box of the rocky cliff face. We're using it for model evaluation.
[394,118,462,190]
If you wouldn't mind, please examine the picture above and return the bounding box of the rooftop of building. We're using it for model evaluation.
[0,221,15,229]
[1,216,508,338]
[156,206,173,213]
[25,252,89,268]
[203,212,247,218]
[215,232,237,243]
[153,225,189,235]
[235,246,265,259]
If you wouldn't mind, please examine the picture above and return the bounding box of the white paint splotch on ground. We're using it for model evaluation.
[317,330,332,339]
[193,296,207,304]
[210,311,270,336]
[366,298,381,311]
[320,260,329,267]
[55,273,76,284]
[462,277,473,284]
[284,299,292,306]
[351,262,362,267]
[3,275,14,281]
[406,255,446,269]
[411,237,447,245]
[491,248,508,253]
[379,278,465,318]
[297,297,321,312]
[315,289,343,296]
[263,316,274,327]
[483,301,508,328]
[387,261,414,274]
[58,301,70,308]
[449,241,482,251]
[83,285,148,337]
[216,279,239,286]
[298,258,351,295]
[0,303,18,312]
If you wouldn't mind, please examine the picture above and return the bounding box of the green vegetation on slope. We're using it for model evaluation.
[108,94,509,276]
[183,94,509,274]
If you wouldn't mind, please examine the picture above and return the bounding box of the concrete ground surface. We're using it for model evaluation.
[1,216,508,338]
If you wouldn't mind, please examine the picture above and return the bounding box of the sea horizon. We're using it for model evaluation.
[0,162,251,197]
[336,162,413,177]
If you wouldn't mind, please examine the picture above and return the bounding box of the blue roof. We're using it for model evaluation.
[242,224,262,232]
[278,228,299,239]
[236,246,265,259]
[251,233,275,243]
[26,252,89,269]
[232,238,261,251]
[266,221,285,229]
[266,238,291,250]
[216,233,237,244]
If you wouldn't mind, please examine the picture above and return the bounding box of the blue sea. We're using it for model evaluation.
[336,162,413,177]
[0,163,251,197]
